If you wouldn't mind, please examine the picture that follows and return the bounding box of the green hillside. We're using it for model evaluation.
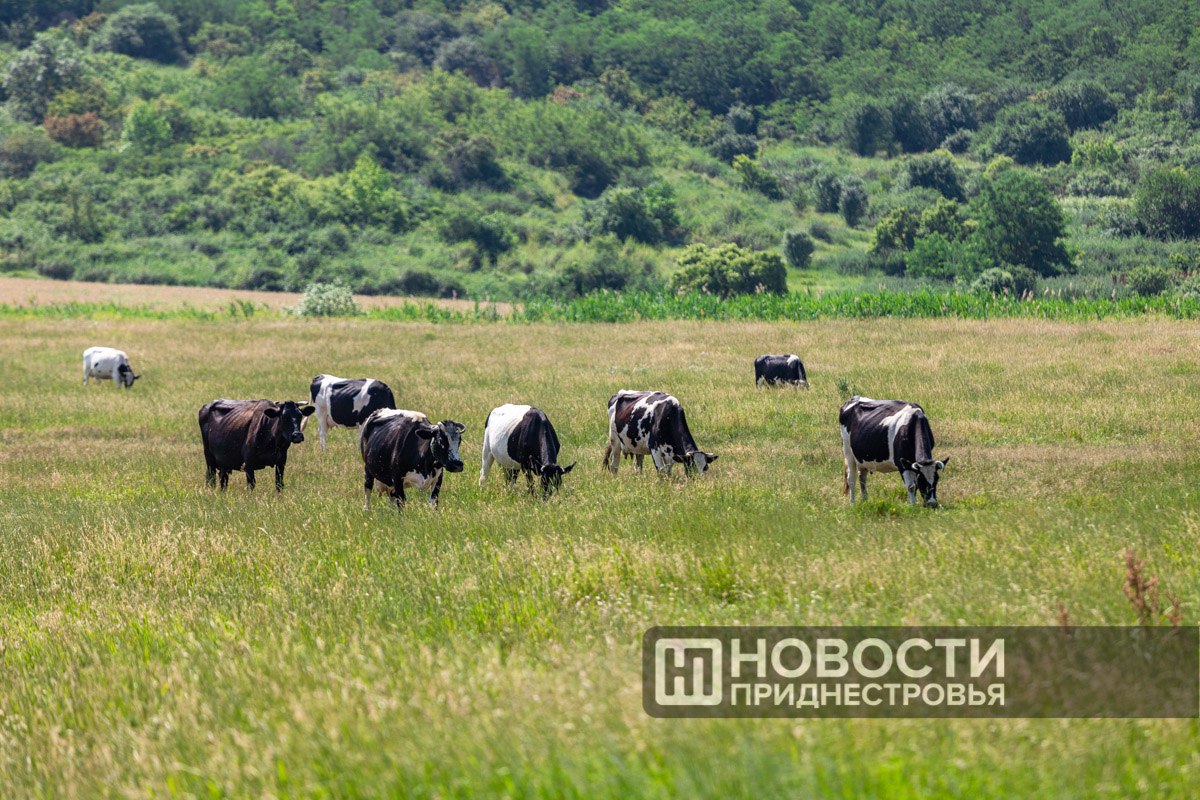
[2,0,1200,300]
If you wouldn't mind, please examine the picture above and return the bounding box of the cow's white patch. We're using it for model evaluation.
[401,469,438,491]
[352,379,376,414]
[480,404,529,484]
[375,409,428,424]
[83,346,134,387]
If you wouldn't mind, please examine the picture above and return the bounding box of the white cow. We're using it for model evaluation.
[83,347,140,389]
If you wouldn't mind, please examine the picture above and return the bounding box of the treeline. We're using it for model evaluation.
[0,1,1199,300]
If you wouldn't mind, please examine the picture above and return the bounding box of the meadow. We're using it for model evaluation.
[1,312,1199,797]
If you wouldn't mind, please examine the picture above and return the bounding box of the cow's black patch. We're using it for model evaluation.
[755,354,807,386]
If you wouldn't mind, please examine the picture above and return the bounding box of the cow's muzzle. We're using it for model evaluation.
[290,433,305,444]
[445,460,464,473]
[925,497,939,509]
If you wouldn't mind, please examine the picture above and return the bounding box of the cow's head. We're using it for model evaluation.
[418,420,465,472]
[118,363,141,388]
[682,450,718,475]
[538,462,576,498]
[264,400,315,444]
[899,457,949,507]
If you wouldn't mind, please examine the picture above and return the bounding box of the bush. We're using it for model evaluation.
[440,208,516,264]
[890,93,934,153]
[809,220,834,242]
[429,129,507,191]
[434,37,498,87]
[1067,171,1129,197]
[905,233,992,281]
[920,84,977,143]
[986,103,1071,166]
[841,98,892,156]
[121,101,172,152]
[293,282,360,317]
[901,150,963,200]
[732,155,784,200]
[3,33,86,122]
[782,230,815,269]
[1043,81,1118,131]
[971,266,1038,295]
[0,127,59,178]
[43,112,104,148]
[212,56,302,119]
[363,269,465,298]
[1126,265,1171,296]
[918,198,969,241]
[539,237,663,298]
[870,208,920,255]
[671,242,787,297]
[838,177,868,227]
[709,132,758,163]
[1135,168,1200,240]
[813,171,841,213]
[90,4,182,64]
[587,182,680,245]
[972,169,1070,276]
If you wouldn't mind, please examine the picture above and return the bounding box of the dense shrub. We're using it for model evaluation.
[43,112,105,147]
[587,182,680,245]
[972,169,1070,276]
[121,101,172,152]
[90,4,182,64]
[986,103,1071,165]
[870,208,920,255]
[813,171,841,213]
[732,155,784,199]
[293,281,360,317]
[971,266,1038,295]
[1067,171,1129,197]
[905,233,992,281]
[3,33,85,122]
[841,98,892,156]
[537,237,663,299]
[0,127,59,178]
[920,84,977,144]
[838,177,868,227]
[782,230,815,270]
[1126,265,1171,296]
[428,129,507,191]
[212,56,302,119]
[901,151,963,200]
[434,38,498,87]
[890,93,934,153]
[1135,168,1200,240]
[919,199,969,241]
[1042,81,1117,131]
[671,243,787,297]
[440,208,516,264]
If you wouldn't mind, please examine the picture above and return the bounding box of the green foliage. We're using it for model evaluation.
[870,208,920,255]
[292,281,360,317]
[90,4,182,64]
[43,112,105,148]
[336,153,408,232]
[918,199,969,241]
[782,230,815,270]
[1135,168,1200,240]
[0,125,59,178]
[901,150,963,200]
[985,103,1072,166]
[841,98,891,156]
[732,155,783,200]
[211,55,302,119]
[587,182,679,245]
[972,169,1070,276]
[906,233,990,281]
[813,171,842,213]
[532,236,663,299]
[1042,81,1118,131]
[1071,135,1123,169]
[1126,264,1171,296]
[120,101,171,152]
[838,177,868,228]
[440,208,515,265]
[971,266,1038,295]
[3,32,85,122]
[670,243,787,297]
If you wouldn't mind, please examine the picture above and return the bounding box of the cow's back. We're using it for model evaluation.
[360,409,426,479]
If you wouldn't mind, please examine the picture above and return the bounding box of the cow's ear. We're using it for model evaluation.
[706,453,718,463]
[937,457,949,469]
[300,405,316,416]
[897,458,912,472]
[415,427,436,439]
[562,462,576,474]
[263,406,281,418]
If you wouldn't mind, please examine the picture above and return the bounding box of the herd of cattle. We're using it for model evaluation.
[83,347,950,508]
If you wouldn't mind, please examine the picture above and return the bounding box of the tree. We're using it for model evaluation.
[841,98,892,156]
[91,4,182,64]
[902,150,963,200]
[870,208,920,255]
[3,32,85,122]
[212,55,301,119]
[813,171,841,213]
[839,177,868,227]
[1134,168,1200,240]
[782,230,815,270]
[986,103,1071,165]
[1042,81,1117,131]
[434,38,497,87]
[972,169,1070,276]
[337,153,407,231]
[121,101,172,152]
[671,243,787,296]
[920,84,977,144]
[732,155,783,199]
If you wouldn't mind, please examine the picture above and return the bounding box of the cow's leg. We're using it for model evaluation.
[846,460,859,502]
[479,444,493,487]
[363,473,374,511]
[525,470,535,495]
[903,473,918,506]
[651,448,672,476]
[859,469,868,502]
[504,468,519,490]
[318,413,329,451]
[275,461,286,492]
[219,470,230,491]
[205,464,216,488]
[83,364,89,386]
[245,468,256,490]
[390,485,407,509]
[635,454,645,472]
[607,436,621,474]
[429,472,444,508]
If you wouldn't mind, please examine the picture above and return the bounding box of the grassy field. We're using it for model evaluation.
[1,313,1199,797]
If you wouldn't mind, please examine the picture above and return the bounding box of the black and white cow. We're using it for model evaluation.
[839,395,948,507]
[308,374,396,449]
[359,409,465,509]
[606,390,717,476]
[83,346,140,389]
[480,403,575,498]
[199,398,314,491]
[755,354,808,388]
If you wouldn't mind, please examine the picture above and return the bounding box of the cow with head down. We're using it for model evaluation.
[199,398,314,491]
[839,395,949,507]
[359,409,465,509]
[480,403,574,499]
[83,346,141,389]
[606,390,717,477]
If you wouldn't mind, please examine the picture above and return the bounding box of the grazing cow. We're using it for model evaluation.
[199,399,314,491]
[83,346,140,389]
[308,374,396,449]
[480,404,575,498]
[839,396,949,507]
[359,410,465,509]
[606,390,717,476]
[755,354,808,388]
